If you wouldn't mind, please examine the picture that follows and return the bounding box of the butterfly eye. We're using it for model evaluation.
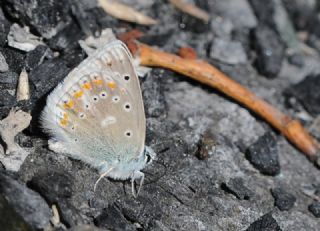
[124,75,130,81]
[145,154,152,164]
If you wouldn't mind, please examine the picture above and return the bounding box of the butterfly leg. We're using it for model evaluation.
[94,167,114,192]
[131,170,144,198]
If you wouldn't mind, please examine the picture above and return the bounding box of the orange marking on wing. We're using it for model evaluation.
[93,79,103,85]
[63,100,74,109]
[107,81,116,89]
[82,83,92,90]
[60,119,68,126]
[73,90,84,98]
[63,113,69,120]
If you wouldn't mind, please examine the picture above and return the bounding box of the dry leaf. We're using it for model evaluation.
[97,0,157,25]
[16,68,30,101]
[169,0,210,23]
[0,109,32,171]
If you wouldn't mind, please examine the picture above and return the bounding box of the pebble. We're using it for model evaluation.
[210,38,248,65]
[245,132,280,176]
[271,187,296,211]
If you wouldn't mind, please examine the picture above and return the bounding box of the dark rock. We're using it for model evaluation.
[0,71,19,89]
[94,204,136,231]
[28,170,73,203]
[0,8,10,47]
[250,0,299,50]
[282,0,317,31]
[28,170,85,227]
[0,52,9,72]
[196,130,216,160]
[88,7,119,31]
[0,47,25,73]
[284,74,320,117]
[0,100,32,120]
[179,13,209,33]
[70,2,100,37]
[221,177,254,200]
[308,13,320,39]
[271,187,296,211]
[25,45,53,71]
[249,0,275,26]
[3,0,71,39]
[62,48,86,70]
[307,34,320,53]
[0,194,33,231]
[142,69,167,118]
[29,58,70,100]
[0,89,15,107]
[246,213,282,231]
[245,132,280,176]
[288,53,304,67]
[48,22,85,52]
[0,172,51,229]
[308,202,320,218]
[120,195,164,230]
[58,201,86,227]
[16,133,34,148]
[253,25,285,78]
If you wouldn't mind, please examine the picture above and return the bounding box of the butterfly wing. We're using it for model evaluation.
[41,40,146,170]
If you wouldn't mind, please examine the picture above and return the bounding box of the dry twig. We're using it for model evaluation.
[98,0,157,25]
[122,38,320,165]
[169,0,210,23]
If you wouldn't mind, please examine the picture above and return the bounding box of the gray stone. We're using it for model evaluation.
[210,38,248,65]
[209,0,257,29]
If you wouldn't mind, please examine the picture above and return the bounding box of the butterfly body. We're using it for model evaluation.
[41,39,154,195]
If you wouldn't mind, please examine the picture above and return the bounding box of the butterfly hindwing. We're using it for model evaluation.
[41,40,146,169]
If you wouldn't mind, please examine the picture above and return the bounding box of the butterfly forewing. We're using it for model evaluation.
[42,40,146,168]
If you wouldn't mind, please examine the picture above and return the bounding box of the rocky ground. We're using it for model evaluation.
[0,0,320,230]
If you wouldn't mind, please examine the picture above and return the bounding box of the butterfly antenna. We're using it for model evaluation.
[94,168,113,192]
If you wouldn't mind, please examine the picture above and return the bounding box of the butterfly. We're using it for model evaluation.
[41,38,155,197]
